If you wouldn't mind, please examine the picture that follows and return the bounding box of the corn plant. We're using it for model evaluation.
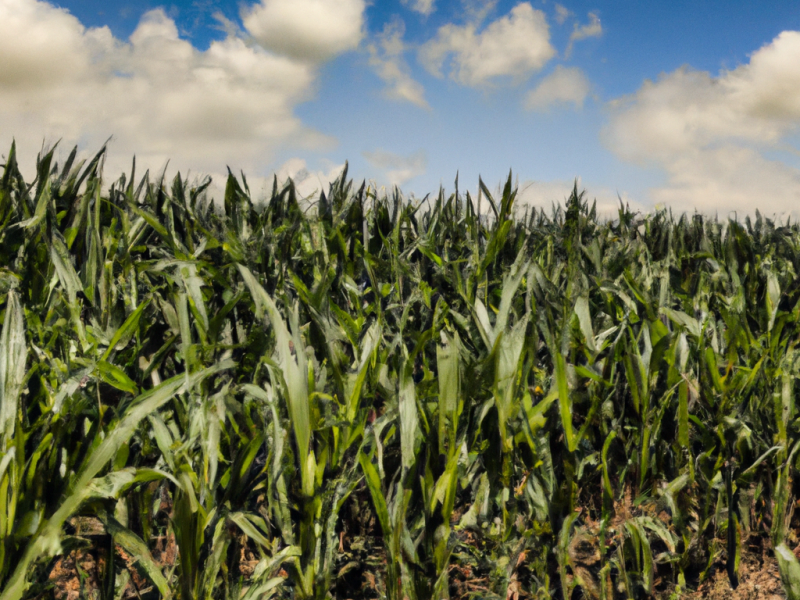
[0,142,800,600]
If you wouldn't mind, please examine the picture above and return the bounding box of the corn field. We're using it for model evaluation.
[1,142,800,600]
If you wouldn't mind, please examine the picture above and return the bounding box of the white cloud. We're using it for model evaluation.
[418,2,555,87]
[362,149,427,186]
[565,12,601,57]
[242,0,365,63]
[367,19,429,108]
[0,0,337,186]
[402,0,435,17]
[525,66,590,111]
[645,146,800,216]
[455,0,499,25]
[554,4,571,25]
[604,31,800,215]
[0,0,99,90]
[273,157,347,201]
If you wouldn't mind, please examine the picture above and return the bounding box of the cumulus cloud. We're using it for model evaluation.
[565,12,602,57]
[367,19,429,108]
[604,31,800,215]
[0,0,341,185]
[402,0,436,17]
[0,0,96,90]
[242,0,365,63]
[525,66,590,111]
[644,146,800,216]
[418,2,555,87]
[362,149,427,186]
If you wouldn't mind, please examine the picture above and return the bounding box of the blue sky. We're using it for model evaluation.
[2,0,800,214]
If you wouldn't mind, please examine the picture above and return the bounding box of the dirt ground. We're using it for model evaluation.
[43,511,796,600]
[685,548,786,600]
[48,516,175,600]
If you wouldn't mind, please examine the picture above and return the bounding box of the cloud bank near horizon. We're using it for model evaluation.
[604,31,800,216]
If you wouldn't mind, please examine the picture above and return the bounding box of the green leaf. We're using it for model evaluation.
[767,271,781,333]
[346,320,381,422]
[625,520,654,594]
[50,234,83,304]
[494,316,528,452]
[0,362,232,600]
[574,296,597,353]
[201,518,231,600]
[358,453,390,538]
[555,352,576,452]
[100,298,150,361]
[662,307,701,339]
[97,361,138,395]
[437,333,460,457]
[237,265,312,496]
[102,514,171,599]
[776,543,800,600]
[240,577,286,600]
[602,431,617,498]
[229,512,274,549]
[678,380,689,447]
[0,291,26,451]
[399,356,417,472]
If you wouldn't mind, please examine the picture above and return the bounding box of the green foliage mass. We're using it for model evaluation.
[1,141,800,600]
